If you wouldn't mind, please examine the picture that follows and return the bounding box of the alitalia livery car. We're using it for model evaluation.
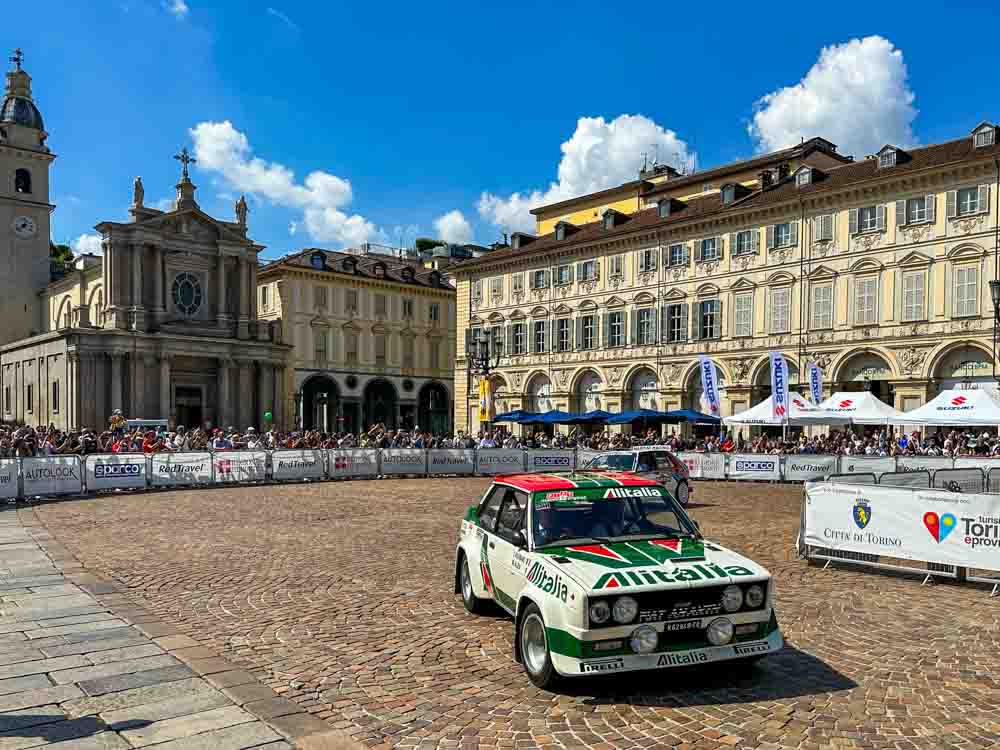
[581,447,692,506]
[454,472,782,689]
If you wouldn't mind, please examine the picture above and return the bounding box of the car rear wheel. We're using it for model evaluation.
[460,555,485,614]
[675,480,690,507]
[519,603,558,689]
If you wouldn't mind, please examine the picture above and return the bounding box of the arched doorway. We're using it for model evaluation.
[363,379,398,430]
[933,345,997,395]
[302,376,339,432]
[526,374,554,413]
[573,371,603,413]
[751,358,800,406]
[418,382,450,435]
[684,360,728,413]
[832,351,895,406]
[627,368,659,411]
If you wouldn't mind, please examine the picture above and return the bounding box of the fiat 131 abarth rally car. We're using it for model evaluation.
[580,447,693,506]
[455,472,782,688]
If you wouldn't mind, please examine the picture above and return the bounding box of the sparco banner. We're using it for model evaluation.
[151,452,213,486]
[426,449,476,476]
[838,457,895,476]
[476,449,524,475]
[727,454,781,480]
[85,454,147,491]
[804,481,1000,573]
[21,456,83,496]
[380,449,427,475]
[525,450,575,473]
[0,459,18,499]
[213,451,268,483]
[783,455,838,482]
[328,450,378,478]
[271,450,326,481]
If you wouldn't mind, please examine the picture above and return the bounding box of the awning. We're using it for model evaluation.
[817,391,906,425]
[723,394,852,426]
[892,388,1000,425]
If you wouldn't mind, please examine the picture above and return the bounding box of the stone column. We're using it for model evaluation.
[152,245,165,324]
[131,243,146,331]
[237,257,250,339]
[218,358,232,429]
[159,354,171,424]
[257,362,271,430]
[235,358,253,428]
[106,242,128,329]
[67,352,78,431]
[216,254,228,329]
[271,365,284,429]
[110,353,124,414]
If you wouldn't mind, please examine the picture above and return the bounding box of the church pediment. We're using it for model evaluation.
[134,207,247,245]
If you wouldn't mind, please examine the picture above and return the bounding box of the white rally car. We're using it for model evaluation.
[454,471,782,689]
[580,447,693,506]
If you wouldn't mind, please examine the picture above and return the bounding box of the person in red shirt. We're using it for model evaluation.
[142,431,162,453]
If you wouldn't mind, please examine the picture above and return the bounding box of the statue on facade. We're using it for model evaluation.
[235,194,248,227]
[132,176,144,208]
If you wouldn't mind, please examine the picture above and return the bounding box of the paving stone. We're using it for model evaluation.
[0,648,44,667]
[0,655,90,681]
[166,647,217,661]
[32,731,128,750]
[0,704,66,733]
[41,636,150,659]
[34,613,120,629]
[4,584,82,598]
[245,743,292,750]
[0,715,107,750]
[151,636,198,652]
[296,731,369,750]
[0,674,52,697]
[100,690,231,730]
[202,671,256,689]
[51,654,181,685]
[181,659,233,676]
[119,705,254,747]
[86,644,163,665]
[266,713,333,740]
[135,721,279,750]
[133,623,181,639]
[218,683,275,706]
[0,635,27,648]
[62,678,217,718]
[77,665,196,697]
[242,697,300,720]
[0,684,85,713]
[24,620,128,640]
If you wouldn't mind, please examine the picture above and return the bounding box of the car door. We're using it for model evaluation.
[635,451,658,480]
[489,489,530,614]
[471,485,507,604]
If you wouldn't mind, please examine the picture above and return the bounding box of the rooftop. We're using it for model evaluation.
[259,247,454,290]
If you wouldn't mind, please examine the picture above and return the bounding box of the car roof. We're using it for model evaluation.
[494,472,661,492]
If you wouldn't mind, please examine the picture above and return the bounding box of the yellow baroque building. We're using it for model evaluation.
[453,126,1000,433]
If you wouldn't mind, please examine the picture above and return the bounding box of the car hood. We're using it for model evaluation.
[534,538,769,593]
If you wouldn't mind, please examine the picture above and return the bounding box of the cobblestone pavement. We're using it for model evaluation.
[29,479,1000,750]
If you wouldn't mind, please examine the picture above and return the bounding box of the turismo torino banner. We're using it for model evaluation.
[328,449,378,478]
[380,449,427,475]
[727,454,781,480]
[782,455,838,482]
[86,455,147,491]
[475,449,524,475]
[426,449,476,476]
[0,459,18,499]
[271,450,326,481]
[676,452,726,479]
[21,456,83,496]
[212,451,268,483]
[151,452,213,486]
[804,481,1000,572]
[525,450,576,473]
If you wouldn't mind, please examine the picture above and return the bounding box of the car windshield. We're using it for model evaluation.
[582,454,634,471]
[531,486,697,549]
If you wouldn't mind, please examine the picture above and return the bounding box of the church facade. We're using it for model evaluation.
[0,54,292,432]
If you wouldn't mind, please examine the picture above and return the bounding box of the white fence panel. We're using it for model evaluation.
[525,450,575,473]
[271,450,326,481]
[476,450,524,475]
[380,449,427,475]
[727,454,781,480]
[783,456,838,482]
[151,452,214,486]
[838,457,896,476]
[576,450,601,468]
[0,459,18,499]
[896,456,953,474]
[85,454,148,491]
[329,449,379,478]
[954,457,1000,470]
[213,451,268,483]
[676,452,726,479]
[21,457,83,496]
[427,450,476,476]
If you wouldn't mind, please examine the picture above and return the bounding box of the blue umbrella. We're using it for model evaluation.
[492,410,539,423]
[662,408,721,425]
[525,410,577,424]
[564,409,614,424]
[607,409,670,425]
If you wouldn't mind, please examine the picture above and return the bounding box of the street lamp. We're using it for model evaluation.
[466,329,503,428]
[990,279,1000,379]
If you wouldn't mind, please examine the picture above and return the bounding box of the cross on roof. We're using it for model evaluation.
[173,147,196,179]
[9,48,23,71]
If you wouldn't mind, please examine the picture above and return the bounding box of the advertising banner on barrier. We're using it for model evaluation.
[576,450,601,468]
[380,449,427,475]
[783,455,838,482]
[0,459,18,499]
[727,454,781,480]
[151,453,213,486]
[329,450,379,478]
[213,451,268,483]
[954,457,1000,470]
[838,457,896,476]
[271,450,326,481]
[804,481,1000,572]
[476,450,524,475]
[86,454,147,491]
[676,452,726,479]
[427,450,476,475]
[525,450,575,473]
[897,456,953,474]
[21,457,83,496]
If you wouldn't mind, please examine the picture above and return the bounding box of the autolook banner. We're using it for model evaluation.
[475,450,524,475]
[21,456,82,496]
[0,459,18,499]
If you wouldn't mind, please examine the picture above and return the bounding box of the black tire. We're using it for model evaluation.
[675,480,690,507]
[460,555,485,614]
[518,603,559,689]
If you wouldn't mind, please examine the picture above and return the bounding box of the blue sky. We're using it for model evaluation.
[8,1,1000,259]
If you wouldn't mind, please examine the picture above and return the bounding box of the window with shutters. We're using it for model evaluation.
[314,328,328,363]
[557,318,570,352]
[902,271,925,321]
[512,273,524,293]
[345,331,359,364]
[345,290,358,314]
[429,302,440,324]
[668,244,687,266]
[958,187,982,216]
[815,214,834,241]
[512,323,526,354]
[698,300,720,339]
[489,277,503,298]
[658,199,671,218]
[878,150,896,168]
[402,298,414,319]
[556,265,572,285]
[906,198,927,224]
[314,285,327,309]
[858,206,879,232]
[531,270,548,289]
[639,247,657,272]
[51,381,59,413]
[3,386,10,414]
[533,320,546,352]
[954,266,978,317]
[774,223,794,247]
[580,260,597,281]
[609,311,625,347]
[811,284,833,329]
[403,336,415,368]
[770,288,790,333]
[261,286,269,311]
[374,333,387,366]
[609,255,624,277]
[637,308,655,345]
[796,168,811,186]
[734,293,753,337]
[374,294,387,317]
[975,128,996,147]
[666,304,687,342]
[26,384,32,413]
[700,238,718,262]
[734,231,756,255]
[854,277,877,325]
[581,315,596,350]
[429,340,441,370]
[472,281,483,302]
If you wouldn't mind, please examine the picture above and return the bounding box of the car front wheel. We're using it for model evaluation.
[675,480,690,507]
[519,603,558,689]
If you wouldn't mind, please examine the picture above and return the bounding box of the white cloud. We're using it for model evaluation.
[478,114,695,234]
[163,0,189,18]
[748,36,917,158]
[433,210,473,245]
[266,6,299,31]
[72,233,103,256]
[190,120,382,247]
[152,197,174,211]
[288,221,298,235]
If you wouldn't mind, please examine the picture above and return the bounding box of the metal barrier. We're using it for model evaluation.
[878,470,931,488]
[933,468,986,494]
[827,472,877,485]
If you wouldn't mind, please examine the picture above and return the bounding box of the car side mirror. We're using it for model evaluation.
[513,530,527,548]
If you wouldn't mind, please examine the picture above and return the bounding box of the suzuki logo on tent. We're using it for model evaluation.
[839,399,853,408]
[792,399,806,408]
[775,405,786,417]
[951,395,968,406]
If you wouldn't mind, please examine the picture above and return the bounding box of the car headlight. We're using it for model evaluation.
[721,585,743,613]
[745,584,765,608]
[589,600,610,625]
[629,625,658,654]
[612,596,638,624]
[706,618,734,646]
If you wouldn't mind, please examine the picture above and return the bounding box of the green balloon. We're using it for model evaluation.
[264,411,273,422]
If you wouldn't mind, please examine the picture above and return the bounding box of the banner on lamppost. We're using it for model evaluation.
[808,361,823,405]
[478,377,491,422]
[698,355,721,417]
[770,352,790,423]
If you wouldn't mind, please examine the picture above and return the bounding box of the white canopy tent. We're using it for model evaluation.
[817,391,907,425]
[724,394,852,426]
[891,388,1000,426]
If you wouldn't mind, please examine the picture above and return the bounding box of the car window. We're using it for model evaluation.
[478,485,506,531]
[653,451,673,471]
[495,490,527,545]
[637,453,655,473]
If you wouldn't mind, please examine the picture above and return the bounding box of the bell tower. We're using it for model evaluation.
[0,48,55,344]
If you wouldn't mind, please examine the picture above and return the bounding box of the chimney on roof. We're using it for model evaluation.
[758,170,773,189]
